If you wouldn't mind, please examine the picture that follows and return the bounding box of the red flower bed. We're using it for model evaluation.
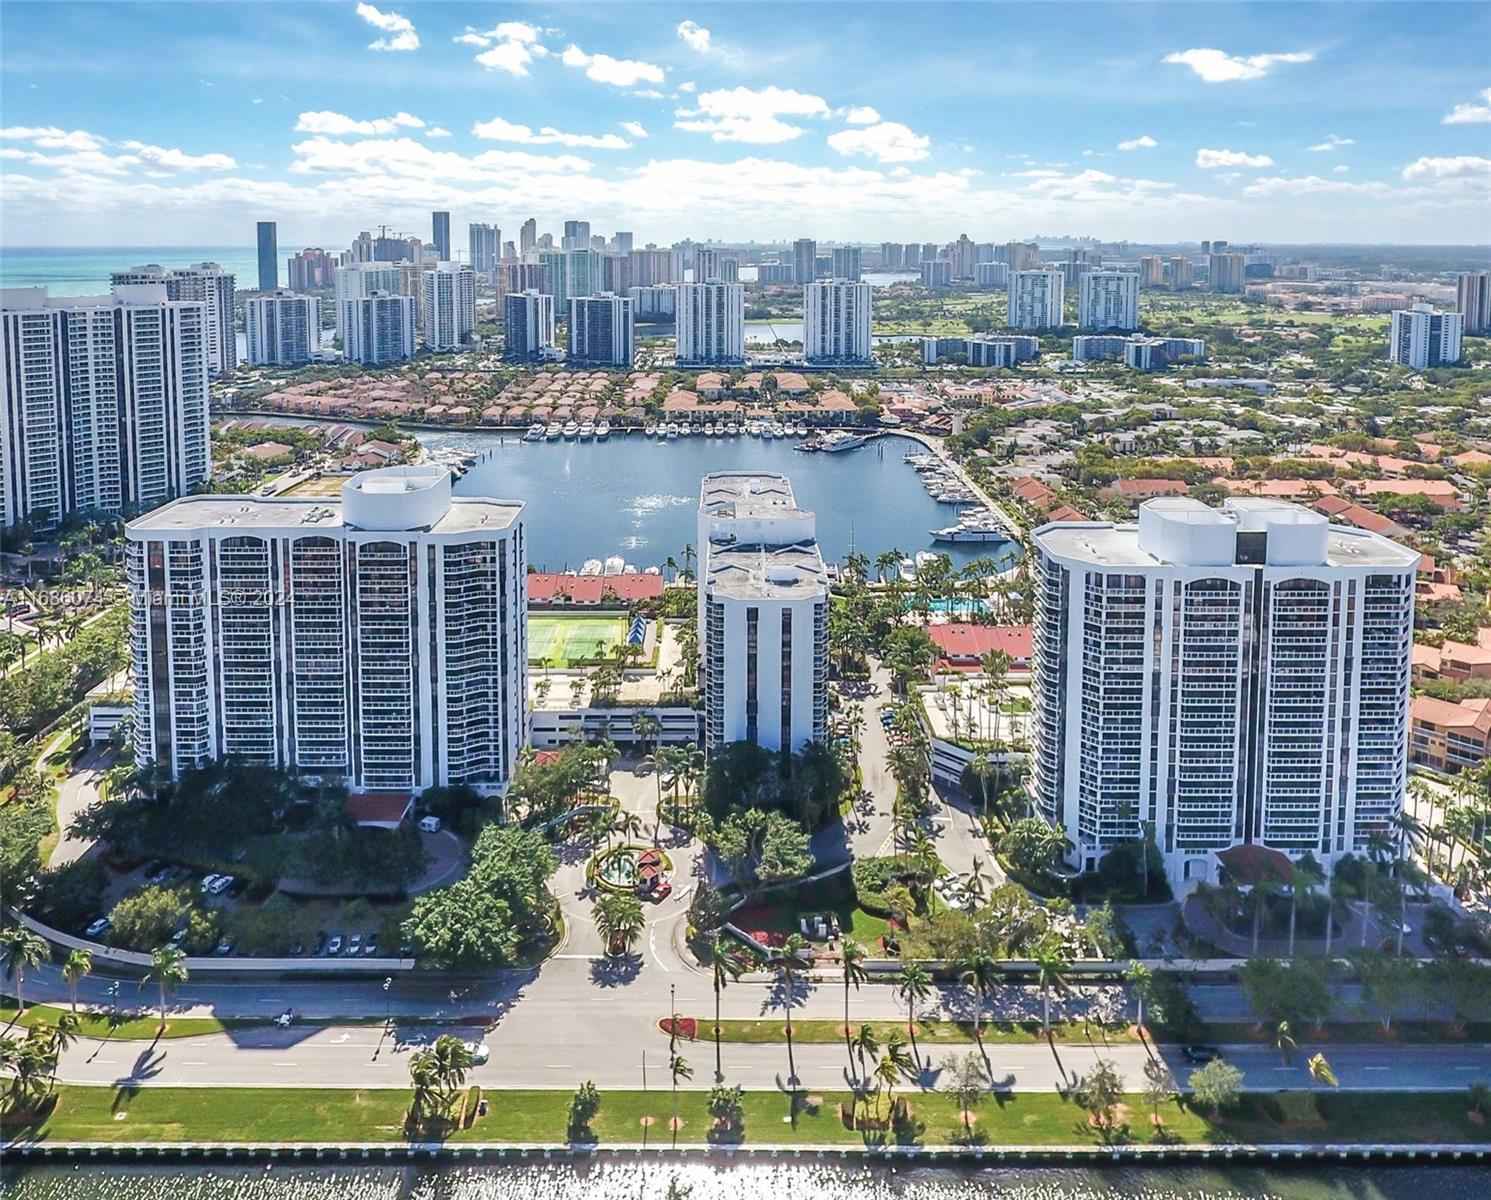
[660,1016,698,1040]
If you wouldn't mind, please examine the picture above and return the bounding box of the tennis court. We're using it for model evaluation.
[528,615,629,666]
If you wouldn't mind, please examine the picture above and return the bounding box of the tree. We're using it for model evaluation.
[2,927,49,1014]
[874,1032,915,1111]
[568,1080,601,1139]
[706,934,744,1080]
[840,937,869,1082]
[61,948,92,1014]
[957,950,1000,1043]
[707,807,811,895]
[107,885,194,952]
[1351,950,1421,1033]
[593,892,646,957]
[669,1050,692,1145]
[851,1022,880,1086]
[1142,1058,1177,1128]
[776,932,810,1084]
[1308,1052,1339,1090]
[146,945,188,1029]
[1125,961,1153,1033]
[1073,1058,1125,1138]
[1189,1058,1243,1117]
[1033,938,1072,1034]
[897,961,933,1062]
[939,1050,991,1137]
[707,1082,745,1137]
[1272,1019,1297,1066]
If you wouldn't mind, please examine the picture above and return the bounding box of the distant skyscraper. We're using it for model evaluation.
[256,221,278,291]
[468,223,501,273]
[423,263,477,351]
[1,285,209,528]
[920,260,953,289]
[343,292,416,366]
[519,218,538,256]
[1139,256,1166,288]
[974,262,1009,289]
[431,211,451,260]
[1456,270,1491,335]
[1209,253,1246,294]
[628,285,677,321]
[161,263,237,376]
[694,247,725,282]
[1388,305,1464,369]
[1004,241,1040,271]
[1077,272,1140,331]
[880,242,904,271]
[792,238,817,286]
[675,281,745,365]
[951,234,975,280]
[830,246,862,282]
[612,231,634,256]
[504,290,556,362]
[245,292,319,366]
[562,219,591,250]
[629,248,674,287]
[567,293,634,367]
[1168,256,1195,290]
[333,264,404,341]
[803,280,872,365]
[1008,270,1066,329]
[287,248,337,291]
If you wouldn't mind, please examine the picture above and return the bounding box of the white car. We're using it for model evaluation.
[199,874,221,893]
[417,815,441,834]
[209,875,234,895]
[85,917,111,938]
[464,1040,490,1066]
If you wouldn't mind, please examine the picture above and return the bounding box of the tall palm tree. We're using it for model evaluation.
[957,950,1000,1043]
[2,928,49,1015]
[965,857,990,910]
[1124,961,1153,1032]
[1287,857,1323,956]
[896,961,933,1064]
[62,949,92,1014]
[851,1022,880,1085]
[669,1050,692,1145]
[706,935,743,1081]
[840,938,869,1081]
[407,1049,440,1122]
[1033,940,1072,1035]
[146,945,188,1030]
[429,1034,474,1105]
[873,1031,915,1115]
[778,932,807,1084]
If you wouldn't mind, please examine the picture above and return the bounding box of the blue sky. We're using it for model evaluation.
[2,1,1488,247]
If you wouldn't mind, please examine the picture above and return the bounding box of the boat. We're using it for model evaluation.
[931,515,1011,544]
[604,555,626,576]
[761,423,775,440]
[704,422,716,437]
[562,420,579,439]
[581,558,603,575]
[726,422,740,436]
[795,436,822,452]
[771,423,788,438]
[578,421,595,440]
[820,431,869,453]
[665,422,679,439]
[679,423,693,437]
[898,558,917,583]
[524,423,545,442]
[914,551,941,571]
[794,422,809,436]
[644,422,658,436]
[747,421,763,437]
[596,420,611,440]
[545,424,562,441]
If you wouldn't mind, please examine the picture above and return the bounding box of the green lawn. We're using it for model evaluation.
[672,1017,1138,1047]
[528,615,629,667]
[2,1002,230,1041]
[730,873,893,948]
[8,1085,1487,1148]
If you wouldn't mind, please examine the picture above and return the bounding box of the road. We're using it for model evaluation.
[50,743,113,868]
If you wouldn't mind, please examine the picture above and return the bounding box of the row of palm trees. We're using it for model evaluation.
[3,925,190,1031]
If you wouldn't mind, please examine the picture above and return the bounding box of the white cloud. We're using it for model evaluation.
[1401,155,1491,181]
[840,106,881,126]
[2,126,234,174]
[471,116,630,149]
[0,125,104,151]
[1444,87,1491,125]
[1242,175,1390,197]
[295,110,425,136]
[676,20,711,53]
[1007,169,1065,179]
[355,3,418,53]
[119,141,237,171]
[288,135,591,181]
[425,126,452,139]
[675,85,829,144]
[677,81,697,94]
[1117,135,1157,151]
[631,89,665,100]
[1163,47,1313,83]
[1306,133,1354,152]
[561,44,664,88]
[827,121,931,163]
[1333,165,1349,173]
[1195,147,1274,169]
[464,22,548,75]
[620,121,649,138]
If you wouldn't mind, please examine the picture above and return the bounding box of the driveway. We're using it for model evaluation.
[51,742,114,867]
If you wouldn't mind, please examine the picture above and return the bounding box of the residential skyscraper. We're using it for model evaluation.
[160,263,237,377]
[974,262,1009,288]
[675,281,745,365]
[562,220,591,250]
[830,246,862,282]
[1139,256,1166,288]
[1388,305,1464,369]
[468,224,501,273]
[567,293,634,367]
[1209,252,1246,294]
[1168,256,1195,290]
[125,466,527,795]
[880,242,904,271]
[612,232,634,256]
[1072,335,1205,369]
[333,264,404,342]
[628,248,674,287]
[698,472,829,753]
[287,248,337,292]
[256,221,278,291]
[792,238,817,286]
[1,285,210,528]
[423,263,477,351]
[1031,497,1417,887]
[343,292,416,366]
[803,280,873,365]
[1077,271,1140,331]
[1008,269,1066,329]
[504,290,556,362]
[1004,241,1041,271]
[920,260,953,289]
[519,219,538,256]
[431,211,451,260]
[244,292,319,367]
[1456,270,1491,335]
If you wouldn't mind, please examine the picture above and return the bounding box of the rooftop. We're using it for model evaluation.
[705,541,828,600]
[699,471,802,519]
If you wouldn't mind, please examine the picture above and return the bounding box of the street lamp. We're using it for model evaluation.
[383,976,392,1027]
[107,981,119,1022]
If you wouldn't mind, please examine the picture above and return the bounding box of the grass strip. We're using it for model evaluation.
[2,1003,229,1041]
[669,1017,1139,1046]
[5,1085,1488,1148]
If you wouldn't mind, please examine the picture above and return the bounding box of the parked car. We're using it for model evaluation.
[199,874,222,894]
[417,815,441,834]
[464,1041,490,1066]
[348,934,363,955]
[209,875,234,895]
[363,934,379,956]
[214,938,233,956]
[325,935,343,956]
[168,927,187,950]
[1182,1044,1221,1064]
[85,917,111,938]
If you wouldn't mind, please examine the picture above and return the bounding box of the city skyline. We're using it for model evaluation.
[0,2,1488,247]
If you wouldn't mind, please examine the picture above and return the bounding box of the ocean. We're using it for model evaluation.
[0,246,261,296]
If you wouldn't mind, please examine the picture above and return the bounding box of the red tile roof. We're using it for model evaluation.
[527,572,664,604]
[345,793,413,827]
[927,623,1033,664]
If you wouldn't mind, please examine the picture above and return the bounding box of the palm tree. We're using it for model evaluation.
[1272,1019,1297,1066]
[61,949,92,1014]
[840,938,869,1080]
[957,950,1000,1043]
[1287,857,1323,957]
[873,1032,915,1116]
[407,1049,440,1123]
[2,927,49,1015]
[851,1022,880,1085]
[1033,940,1072,1035]
[778,933,807,1084]
[1124,961,1153,1033]
[634,713,661,758]
[896,961,933,1064]
[146,945,188,1030]
[969,752,995,821]
[669,1051,692,1145]
[706,935,743,1080]
[593,893,646,957]
[429,1033,474,1105]
[965,857,990,910]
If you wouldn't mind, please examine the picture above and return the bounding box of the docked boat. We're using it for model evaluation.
[578,420,595,440]
[665,422,679,439]
[604,555,626,575]
[596,420,611,440]
[679,422,693,437]
[747,421,763,437]
[704,422,716,437]
[898,558,917,583]
[914,551,941,572]
[562,420,580,439]
[726,422,741,436]
[644,422,658,437]
[524,423,545,442]
[760,423,775,440]
[795,436,822,452]
[581,558,603,575]
[932,514,1011,544]
[820,431,868,453]
[545,424,562,441]
[794,422,809,436]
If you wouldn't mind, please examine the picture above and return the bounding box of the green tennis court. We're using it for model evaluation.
[528,615,629,666]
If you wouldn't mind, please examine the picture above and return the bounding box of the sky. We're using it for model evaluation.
[1,1,1489,248]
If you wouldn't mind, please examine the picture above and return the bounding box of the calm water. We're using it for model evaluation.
[422,431,1016,573]
[0,246,261,295]
[3,1162,1488,1199]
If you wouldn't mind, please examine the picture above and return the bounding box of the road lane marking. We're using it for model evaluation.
[649,927,670,972]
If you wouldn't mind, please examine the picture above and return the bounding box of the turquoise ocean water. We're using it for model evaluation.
[0,246,262,296]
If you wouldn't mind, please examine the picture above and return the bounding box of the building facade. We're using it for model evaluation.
[922,334,1039,367]
[1389,304,1465,369]
[698,472,829,753]
[1077,271,1140,331]
[431,211,451,261]
[1008,269,1066,329]
[974,262,1009,288]
[1,285,210,528]
[112,263,236,377]
[567,293,634,367]
[125,466,526,796]
[256,221,278,291]
[628,284,677,321]
[422,263,477,351]
[503,290,556,362]
[1209,252,1246,294]
[333,264,405,341]
[803,280,872,365]
[1457,270,1490,336]
[244,292,319,367]
[287,248,337,292]
[675,281,745,366]
[1031,497,1417,888]
[468,223,501,273]
[343,292,416,367]
[920,260,953,289]
[792,238,818,286]
[1072,335,1205,369]
[830,246,862,282]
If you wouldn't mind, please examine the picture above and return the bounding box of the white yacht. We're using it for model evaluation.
[679,423,693,437]
[761,423,775,440]
[562,420,580,439]
[704,422,717,436]
[644,422,658,437]
[581,558,603,576]
[524,423,544,442]
[578,420,595,440]
[545,424,562,441]
[665,422,679,439]
[604,555,626,576]
[820,431,869,453]
[596,419,611,440]
[726,422,741,436]
[747,421,763,437]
